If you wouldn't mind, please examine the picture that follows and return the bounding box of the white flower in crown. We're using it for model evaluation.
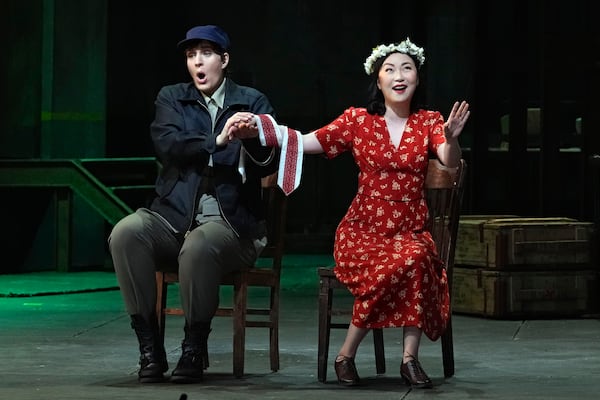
[363,38,425,75]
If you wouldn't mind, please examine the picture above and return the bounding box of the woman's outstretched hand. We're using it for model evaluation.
[444,101,470,140]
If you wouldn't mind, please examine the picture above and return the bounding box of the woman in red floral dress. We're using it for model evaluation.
[229,38,470,388]
[306,39,470,389]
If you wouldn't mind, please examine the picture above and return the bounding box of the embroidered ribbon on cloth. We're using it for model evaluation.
[254,114,303,195]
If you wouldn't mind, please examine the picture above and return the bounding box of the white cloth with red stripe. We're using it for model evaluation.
[253,114,303,195]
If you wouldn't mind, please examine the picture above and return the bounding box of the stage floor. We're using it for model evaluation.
[1,272,599,400]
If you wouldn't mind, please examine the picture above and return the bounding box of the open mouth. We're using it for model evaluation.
[393,84,407,91]
[196,72,206,80]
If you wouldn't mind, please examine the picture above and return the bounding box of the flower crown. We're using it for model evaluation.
[363,38,425,75]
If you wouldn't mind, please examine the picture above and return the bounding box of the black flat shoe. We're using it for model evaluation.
[400,359,433,389]
[334,356,360,386]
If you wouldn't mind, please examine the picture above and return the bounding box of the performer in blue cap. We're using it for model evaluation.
[108,24,279,384]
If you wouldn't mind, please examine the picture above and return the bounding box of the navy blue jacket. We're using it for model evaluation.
[149,79,279,238]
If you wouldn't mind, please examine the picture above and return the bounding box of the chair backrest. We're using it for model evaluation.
[255,174,288,275]
[424,158,467,292]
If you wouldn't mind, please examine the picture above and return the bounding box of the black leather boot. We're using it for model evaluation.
[130,314,168,383]
[170,321,211,383]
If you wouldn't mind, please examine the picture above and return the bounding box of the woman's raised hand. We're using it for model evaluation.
[444,101,470,140]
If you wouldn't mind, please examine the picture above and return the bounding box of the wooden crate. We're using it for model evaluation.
[455,216,595,269]
[451,267,599,318]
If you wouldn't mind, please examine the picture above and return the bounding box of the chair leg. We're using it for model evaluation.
[317,275,333,383]
[441,316,455,378]
[269,286,280,372]
[155,272,167,344]
[232,276,248,378]
[372,328,386,374]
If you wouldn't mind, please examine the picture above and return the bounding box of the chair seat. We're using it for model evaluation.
[317,267,334,278]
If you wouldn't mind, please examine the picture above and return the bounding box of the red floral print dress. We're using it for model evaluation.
[313,107,450,341]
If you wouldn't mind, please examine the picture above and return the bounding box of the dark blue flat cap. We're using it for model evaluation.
[177,25,230,51]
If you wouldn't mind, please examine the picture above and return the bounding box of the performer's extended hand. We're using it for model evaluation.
[444,101,470,140]
[216,112,258,146]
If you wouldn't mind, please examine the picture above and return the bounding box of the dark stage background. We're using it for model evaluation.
[1,0,599,272]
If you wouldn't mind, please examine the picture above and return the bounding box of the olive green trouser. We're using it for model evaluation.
[108,208,256,324]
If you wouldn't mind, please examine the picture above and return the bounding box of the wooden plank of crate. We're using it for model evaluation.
[452,267,599,318]
[456,215,595,269]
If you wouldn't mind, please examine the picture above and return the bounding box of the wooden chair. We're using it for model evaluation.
[155,173,287,378]
[317,158,467,382]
